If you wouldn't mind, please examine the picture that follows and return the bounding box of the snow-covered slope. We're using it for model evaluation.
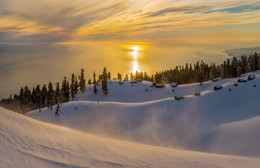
[209,116,260,157]
[28,71,260,157]
[75,77,237,103]
[3,107,260,168]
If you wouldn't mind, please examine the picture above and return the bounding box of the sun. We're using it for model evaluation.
[132,46,140,51]
[131,46,140,59]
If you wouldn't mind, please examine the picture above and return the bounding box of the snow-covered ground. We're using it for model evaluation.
[1,107,260,168]
[1,71,260,167]
[27,71,260,158]
[74,77,238,103]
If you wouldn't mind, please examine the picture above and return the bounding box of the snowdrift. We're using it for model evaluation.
[28,71,260,157]
[209,116,260,157]
[3,107,260,168]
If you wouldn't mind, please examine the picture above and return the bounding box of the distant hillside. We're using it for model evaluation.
[224,47,260,58]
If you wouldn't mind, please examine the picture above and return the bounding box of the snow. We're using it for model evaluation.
[155,83,164,88]
[2,107,260,168]
[71,73,257,103]
[237,78,247,83]
[209,116,260,157]
[1,71,260,167]
[27,71,260,159]
[212,77,222,82]
[171,82,178,87]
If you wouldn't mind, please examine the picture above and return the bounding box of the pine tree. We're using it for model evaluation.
[66,81,70,101]
[241,56,248,74]
[135,71,139,79]
[93,84,98,94]
[144,72,148,80]
[71,73,75,85]
[79,69,86,93]
[70,73,76,100]
[35,85,42,112]
[23,86,31,104]
[226,59,231,78]
[47,82,54,110]
[19,87,24,98]
[93,71,97,84]
[61,77,68,102]
[231,57,238,77]
[102,67,108,96]
[23,86,32,112]
[257,55,260,70]
[19,87,24,109]
[41,85,47,107]
[70,83,75,101]
[107,72,111,80]
[75,78,79,94]
[55,82,60,104]
[117,73,122,81]
[237,66,241,77]
[93,71,98,94]
[55,103,60,116]
[31,87,36,108]
[198,72,203,85]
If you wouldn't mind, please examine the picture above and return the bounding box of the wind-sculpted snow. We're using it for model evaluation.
[28,71,260,157]
[208,116,260,157]
[2,107,260,168]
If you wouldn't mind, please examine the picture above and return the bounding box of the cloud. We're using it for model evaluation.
[0,0,260,42]
[0,0,128,31]
[144,5,212,17]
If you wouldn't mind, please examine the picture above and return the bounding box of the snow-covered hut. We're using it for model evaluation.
[175,95,184,100]
[195,92,200,96]
[171,82,178,87]
[212,77,222,82]
[248,74,256,81]
[237,78,247,83]
[214,85,223,91]
[130,80,137,84]
[155,83,164,88]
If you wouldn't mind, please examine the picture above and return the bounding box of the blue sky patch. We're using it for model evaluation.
[204,5,260,14]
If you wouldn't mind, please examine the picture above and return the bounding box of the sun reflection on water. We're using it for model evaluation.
[131,46,141,60]
[132,60,140,73]
[121,43,149,74]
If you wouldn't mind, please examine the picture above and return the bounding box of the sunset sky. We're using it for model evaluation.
[1,0,260,99]
[1,0,260,44]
